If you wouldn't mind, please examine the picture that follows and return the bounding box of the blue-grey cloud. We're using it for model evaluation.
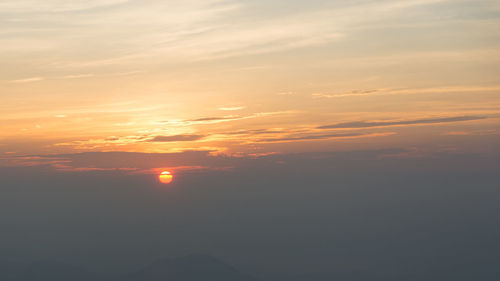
[318,116,487,129]
[256,132,374,142]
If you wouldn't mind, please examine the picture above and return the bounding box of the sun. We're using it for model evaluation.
[158,171,173,184]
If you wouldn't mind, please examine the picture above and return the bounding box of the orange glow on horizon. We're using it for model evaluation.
[158,170,173,184]
[0,2,499,160]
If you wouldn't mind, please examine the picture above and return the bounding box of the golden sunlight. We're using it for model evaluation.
[158,171,173,184]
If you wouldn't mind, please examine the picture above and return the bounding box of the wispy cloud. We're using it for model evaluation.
[318,116,487,130]
[0,0,453,66]
[9,77,44,83]
[147,134,206,142]
[7,74,94,83]
[191,116,242,122]
[5,71,144,84]
[222,129,287,136]
[1,150,232,173]
[255,132,395,143]
[60,74,94,79]
[218,106,246,111]
[277,92,295,96]
[442,129,499,136]
[158,111,293,126]
[54,135,149,150]
[313,86,500,99]
[0,0,129,13]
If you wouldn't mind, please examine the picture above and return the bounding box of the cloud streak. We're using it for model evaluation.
[159,111,293,126]
[1,150,233,173]
[218,106,246,111]
[147,134,206,142]
[313,86,500,99]
[256,132,395,143]
[0,0,129,13]
[318,116,488,130]
[9,77,44,83]
[0,0,452,65]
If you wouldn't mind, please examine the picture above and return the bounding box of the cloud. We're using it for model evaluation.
[0,0,451,66]
[442,130,499,136]
[5,71,142,84]
[313,89,383,98]
[158,115,247,126]
[147,134,206,142]
[7,74,95,84]
[442,131,473,136]
[256,132,395,143]
[222,129,287,136]
[312,86,500,99]
[159,111,293,126]
[60,74,94,79]
[3,0,478,105]
[218,106,246,111]
[53,135,149,150]
[277,92,294,96]
[1,150,232,173]
[9,77,44,83]
[318,116,488,129]
[0,0,129,13]
[190,116,240,122]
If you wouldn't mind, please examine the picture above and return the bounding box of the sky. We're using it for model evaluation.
[0,0,500,278]
[1,0,499,158]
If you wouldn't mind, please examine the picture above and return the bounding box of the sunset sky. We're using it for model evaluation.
[2,0,499,161]
[1,0,499,278]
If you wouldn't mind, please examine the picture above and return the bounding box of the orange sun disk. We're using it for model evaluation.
[158,171,173,184]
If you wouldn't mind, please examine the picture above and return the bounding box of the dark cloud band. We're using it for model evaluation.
[318,116,487,129]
